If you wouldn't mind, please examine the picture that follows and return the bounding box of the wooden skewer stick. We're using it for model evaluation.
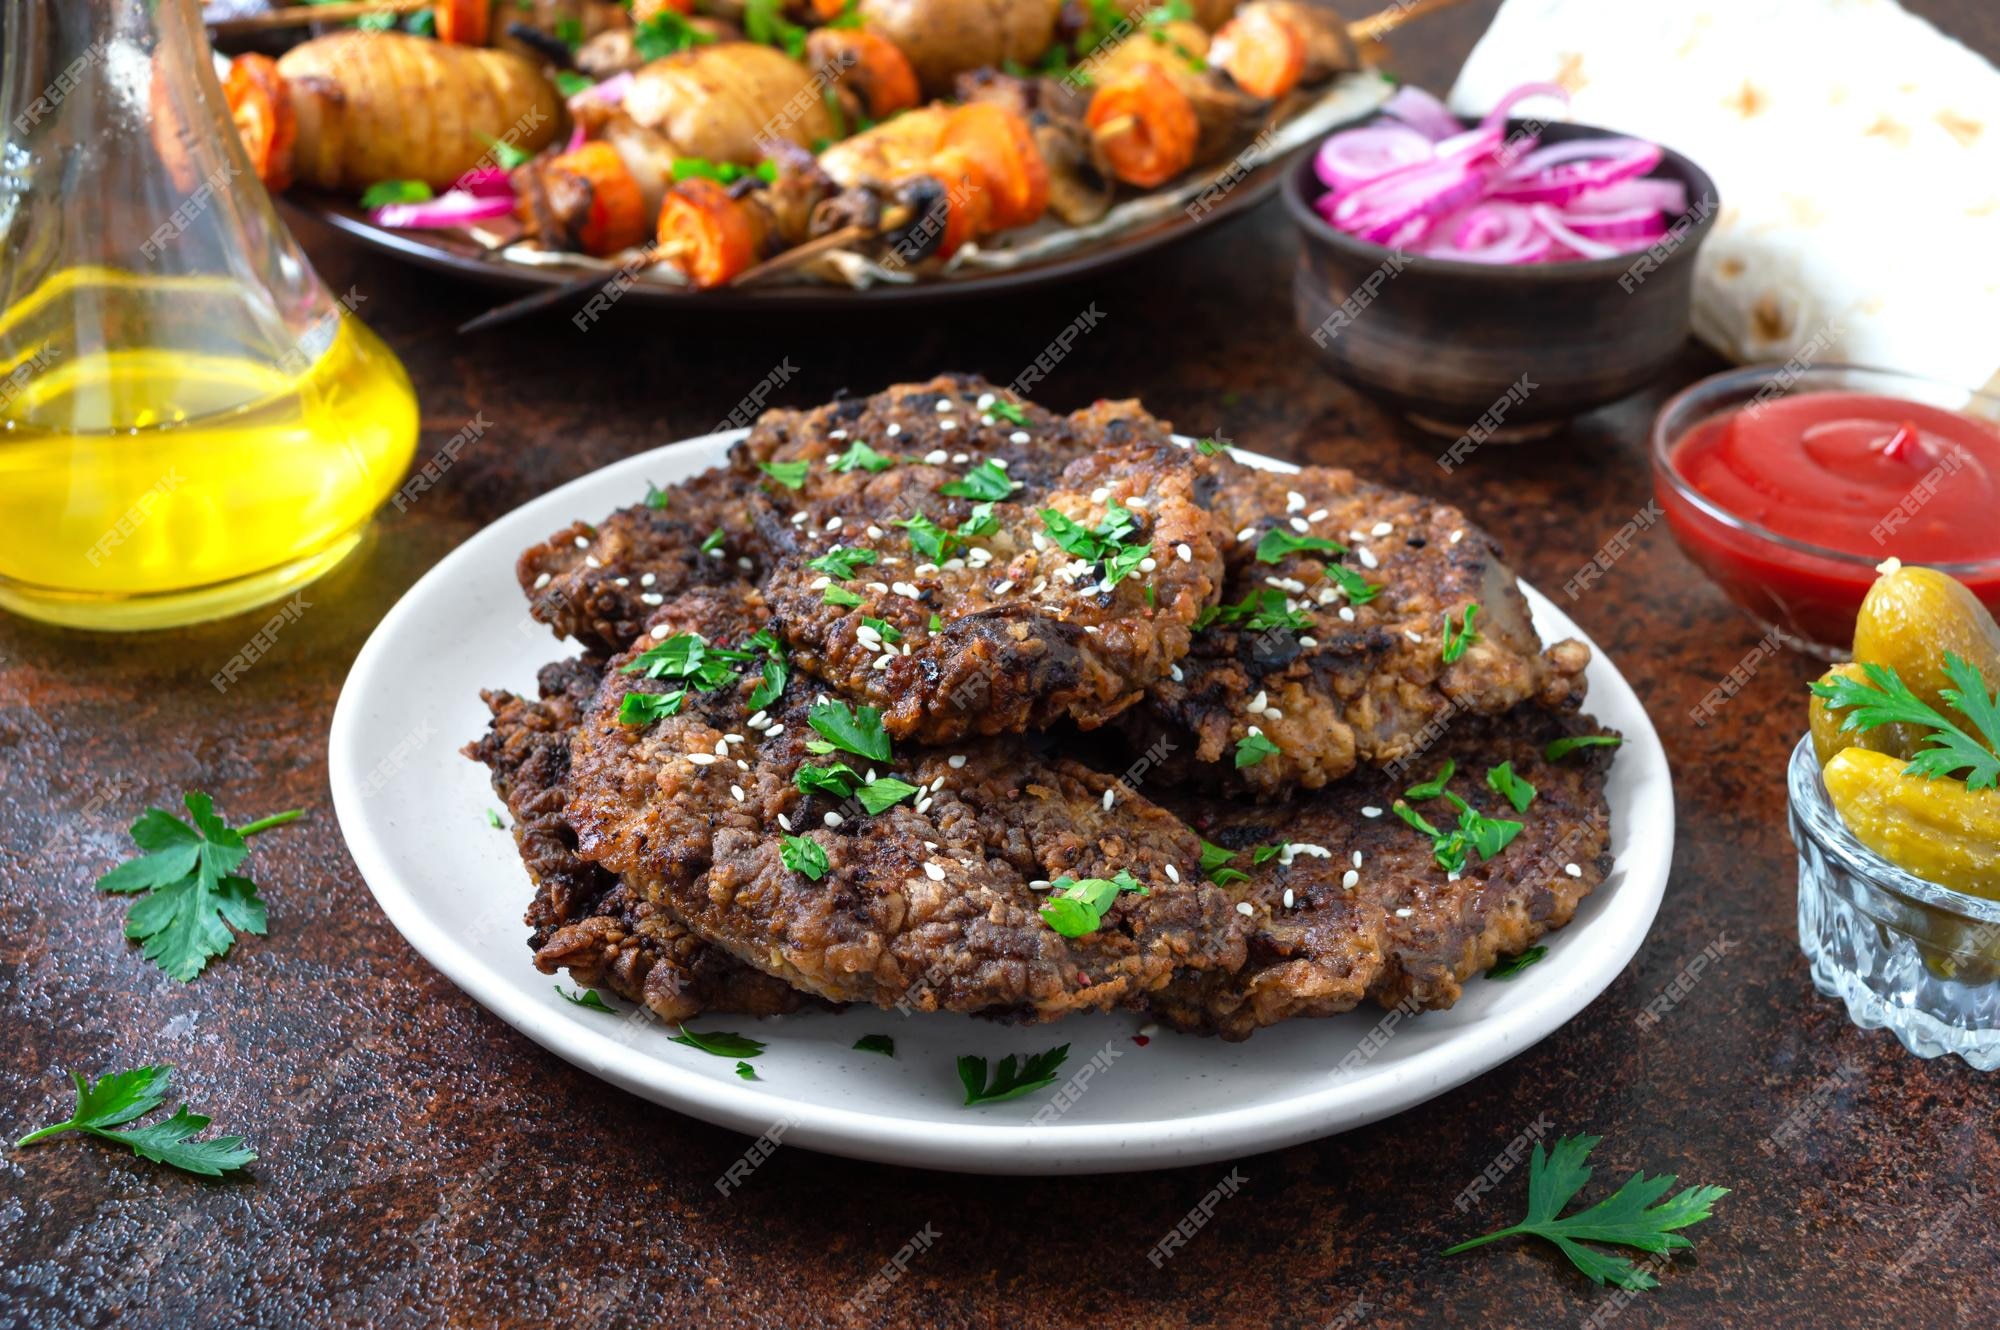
[207,0,430,35]
[457,242,689,335]
[727,223,872,287]
[1346,0,1470,44]
[1091,114,1139,142]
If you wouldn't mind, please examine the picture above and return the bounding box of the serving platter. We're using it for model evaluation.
[328,428,1674,1174]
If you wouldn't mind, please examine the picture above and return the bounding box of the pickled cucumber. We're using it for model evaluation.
[1808,663,1917,766]
[1821,747,2000,897]
[1852,564,2000,718]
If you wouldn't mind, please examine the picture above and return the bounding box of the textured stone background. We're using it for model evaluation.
[4,3,1998,1326]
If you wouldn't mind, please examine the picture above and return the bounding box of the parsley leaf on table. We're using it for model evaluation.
[734,1061,759,1080]
[1810,653,2000,790]
[94,794,303,982]
[1444,1135,1727,1290]
[671,1027,768,1059]
[15,1066,255,1178]
[957,1044,1069,1106]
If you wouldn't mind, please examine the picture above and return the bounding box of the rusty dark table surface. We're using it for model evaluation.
[7,4,2000,1327]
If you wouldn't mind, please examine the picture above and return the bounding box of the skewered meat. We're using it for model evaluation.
[272,31,562,190]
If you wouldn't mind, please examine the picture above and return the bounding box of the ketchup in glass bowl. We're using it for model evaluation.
[1651,365,2000,658]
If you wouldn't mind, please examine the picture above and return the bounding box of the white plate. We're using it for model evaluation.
[329,431,1674,1175]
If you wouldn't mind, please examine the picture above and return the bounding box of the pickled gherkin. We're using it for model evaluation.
[1820,748,2000,897]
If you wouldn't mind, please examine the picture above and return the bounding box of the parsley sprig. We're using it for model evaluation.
[16,1066,255,1178]
[1441,603,1481,664]
[1038,870,1147,936]
[806,700,893,762]
[1444,1135,1727,1290]
[1199,839,1250,887]
[1198,588,1311,633]
[940,460,1018,501]
[1255,529,1345,564]
[1040,503,1153,589]
[671,1027,767,1059]
[95,793,303,982]
[830,440,895,473]
[958,1044,1069,1105]
[1810,653,2000,790]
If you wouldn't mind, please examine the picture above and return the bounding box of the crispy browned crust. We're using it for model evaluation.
[463,654,813,1025]
[761,440,1226,741]
[1152,707,1618,1039]
[563,620,1249,1017]
[1139,455,1592,797]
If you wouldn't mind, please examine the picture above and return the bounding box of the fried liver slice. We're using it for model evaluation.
[760,439,1226,741]
[564,593,1249,1017]
[1140,455,1592,797]
[464,650,811,1024]
[1152,707,1617,1039]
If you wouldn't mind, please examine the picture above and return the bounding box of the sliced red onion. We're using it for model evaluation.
[1380,85,1461,142]
[1558,205,1669,243]
[1490,137,1662,204]
[1528,204,1621,259]
[1477,80,1569,132]
[455,166,514,198]
[569,71,633,108]
[372,190,516,229]
[1565,177,1687,215]
[564,124,587,155]
[1314,123,1434,196]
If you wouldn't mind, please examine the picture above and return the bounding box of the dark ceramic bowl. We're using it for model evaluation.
[1283,119,1720,436]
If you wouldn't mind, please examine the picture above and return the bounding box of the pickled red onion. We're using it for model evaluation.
[1307,81,1686,265]
[371,190,516,229]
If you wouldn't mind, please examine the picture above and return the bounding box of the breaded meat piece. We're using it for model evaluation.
[1141,455,1592,796]
[1152,707,1618,1039]
[463,651,811,1024]
[516,465,767,656]
[760,440,1226,741]
[519,375,1177,655]
[564,605,1250,1017]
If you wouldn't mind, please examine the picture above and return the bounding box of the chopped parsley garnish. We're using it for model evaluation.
[808,546,878,579]
[957,1044,1069,1105]
[735,1061,759,1080]
[1394,793,1523,874]
[830,440,895,473]
[553,69,596,98]
[485,808,504,829]
[856,777,921,815]
[795,762,860,798]
[758,460,809,490]
[743,0,807,56]
[1323,563,1381,606]
[1487,946,1547,980]
[1251,842,1287,865]
[482,131,532,171]
[779,834,829,881]
[958,502,1000,537]
[671,1027,768,1059]
[1487,762,1537,813]
[15,1066,255,1178]
[670,157,777,185]
[634,9,714,59]
[359,179,431,209]
[1194,437,1228,456]
[805,700,892,761]
[1038,870,1147,937]
[94,793,303,983]
[823,585,864,607]
[1810,653,2000,790]
[1198,588,1311,633]
[1235,732,1280,768]
[556,984,616,1012]
[643,480,670,509]
[1405,760,1456,801]
[1545,734,1622,762]
[986,399,1030,426]
[940,460,1018,501]
[1444,1134,1727,1290]
[1441,604,1482,664]
[743,630,788,711]
[862,616,902,643]
[928,613,945,632]
[894,513,957,563]
[551,15,585,49]
[618,689,687,724]
[854,1034,895,1056]
[1039,503,1153,589]
[1255,529,1346,564]
[1199,839,1249,887]
[700,528,726,555]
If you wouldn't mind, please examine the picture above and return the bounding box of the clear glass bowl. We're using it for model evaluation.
[1651,365,2000,660]
[1790,736,2000,1069]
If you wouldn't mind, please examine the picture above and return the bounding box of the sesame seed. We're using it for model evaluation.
[1029,879,1052,891]
[651,624,671,639]
[830,429,847,440]
[976,392,995,409]
[935,399,953,412]
[1308,508,1329,523]
[1102,788,1116,810]
[1352,850,1363,868]
[766,726,783,738]
[1165,864,1180,882]
[640,572,657,587]
[1235,901,1255,917]
[951,452,968,464]
[924,862,946,881]
[713,739,731,755]
[1283,888,1296,908]
[1357,546,1379,570]
[533,572,551,589]
[1264,707,1283,721]
[886,423,901,436]
[1170,664,1184,682]
[924,449,948,464]
[585,556,601,569]
[824,811,844,827]
[1362,805,1382,818]
[1339,607,1357,622]
[640,593,664,606]
[573,535,589,549]
[1450,529,1464,543]
[791,511,809,525]
[991,457,1010,469]
[737,760,749,771]
[940,419,958,432]
[1299,636,1318,647]
[1246,724,1263,737]
[1404,629,1421,643]
[810,575,832,591]
[1342,869,1360,889]
[1286,491,1306,513]
[777,814,792,831]
[1395,907,1414,918]
[867,525,884,539]
[1175,543,1192,562]
[893,581,922,599]
[1371,522,1394,538]
[826,516,843,531]
[748,711,769,727]
[1091,486,1111,503]
[1288,517,1309,534]
[1236,526,1257,543]
[687,753,719,766]
[731,785,745,802]
[1249,690,1268,711]
[1010,431,1030,444]
[867,581,889,594]
[724,733,744,744]
[737,557,753,571]
[1565,862,1584,878]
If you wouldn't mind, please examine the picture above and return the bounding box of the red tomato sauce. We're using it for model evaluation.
[1660,392,2000,647]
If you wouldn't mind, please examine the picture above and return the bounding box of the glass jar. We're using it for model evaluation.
[1790,736,2000,1070]
[0,0,419,630]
